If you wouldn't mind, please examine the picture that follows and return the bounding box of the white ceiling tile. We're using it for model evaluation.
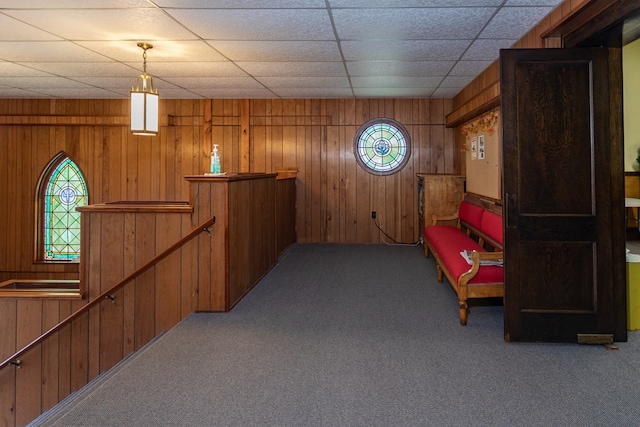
[341,40,472,61]
[274,87,354,98]
[163,77,267,90]
[347,61,455,77]
[461,39,518,60]
[76,41,228,62]
[0,42,117,62]
[0,62,56,77]
[156,0,326,7]
[0,76,95,89]
[351,76,443,88]
[257,77,350,88]
[193,88,277,98]
[333,8,496,40]
[329,1,503,6]
[27,88,126,98]
[353,87,435,97]
[480,6,554,39]
[449,61,494,76]
[431,87,462,97]
[505,0,563,5]
[167,9,335,40]
[439,75,475,88]
[17,62,137,77]
[0,86,50,97]
[0,14,62,41]
[211,41,343,62]
[0,1,153,8]
[156,88,206,99]
[3,9,196,41]
[237,62,347,77]
[141,62,248,78]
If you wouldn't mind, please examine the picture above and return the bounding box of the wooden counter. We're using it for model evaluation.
[185,173,278,310]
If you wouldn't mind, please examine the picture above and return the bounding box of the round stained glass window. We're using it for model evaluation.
[354,118,411,175]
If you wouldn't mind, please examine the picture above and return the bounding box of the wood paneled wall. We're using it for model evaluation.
[0,97,455,282]
[209,98,456,245]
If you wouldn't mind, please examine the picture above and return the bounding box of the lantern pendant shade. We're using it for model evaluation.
[130,43,159,136]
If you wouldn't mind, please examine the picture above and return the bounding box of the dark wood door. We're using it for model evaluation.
[501,48,627,343]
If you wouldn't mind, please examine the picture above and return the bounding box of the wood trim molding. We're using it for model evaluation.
[542,0,640,47]
[445,81,500,128]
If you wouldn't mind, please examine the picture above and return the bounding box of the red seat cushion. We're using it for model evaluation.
[424,225,503,284]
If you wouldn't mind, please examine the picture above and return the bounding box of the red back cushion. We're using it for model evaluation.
[480,210,503,246]
[458,201,484,230]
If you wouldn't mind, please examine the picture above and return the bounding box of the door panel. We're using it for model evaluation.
[501,48,626,343]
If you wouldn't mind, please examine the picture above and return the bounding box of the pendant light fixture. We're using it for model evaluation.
[130,42,159,136]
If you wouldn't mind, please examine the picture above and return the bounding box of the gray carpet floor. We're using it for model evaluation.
[33,244,640,427]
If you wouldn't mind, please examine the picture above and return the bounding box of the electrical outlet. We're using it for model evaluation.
[371,211,376,219]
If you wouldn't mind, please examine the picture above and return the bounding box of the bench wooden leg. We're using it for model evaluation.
[423,243,430,258]
[436,264,443,282]
[458,300,468,326]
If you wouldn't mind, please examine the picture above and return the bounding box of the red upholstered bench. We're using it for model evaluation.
[423,199,503,325]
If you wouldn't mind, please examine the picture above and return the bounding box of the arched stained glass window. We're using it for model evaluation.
[41,157,88,261]
[354,118,411,175]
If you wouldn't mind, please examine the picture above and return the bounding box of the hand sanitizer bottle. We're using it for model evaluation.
[211,144,221,174]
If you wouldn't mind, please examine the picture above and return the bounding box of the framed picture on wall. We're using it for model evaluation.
[478,135,485,160]
[471,137,477,160]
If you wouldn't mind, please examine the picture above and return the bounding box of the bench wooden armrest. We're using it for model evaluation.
[459,250,504,286]
[431,211,459,226]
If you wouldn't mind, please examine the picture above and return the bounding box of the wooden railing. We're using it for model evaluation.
[0,215,214,373]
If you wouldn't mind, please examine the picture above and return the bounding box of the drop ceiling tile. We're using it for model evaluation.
[431,87,462,97]
[72,76,148,89]
[353,87,435,97]
[78,41,228,62]
[163,77,267,90]
[449,60,494,76]
[341,40,472,61]
[0,89,49,98]
[505,0,563,5]
[193,88,277,99]
[329,0,503,6]
[347,61,455,77]
[211,41,343,62]
[439,75,475,88]
[0,14,62,41]
[167,9,335,40]
[0,76,95,89]
[0,62,56,77]
[3,8,196,41]
[273,87,354,98]
[333,8,496,40]
[144,62,248,78]
[237,62,347,77]
[480,6,554,39]
[257,76,350,88]
[0,0,153,8]
[18,62,137,78]
[0,41,116,62]
[157,88,207,99]
[155,0,326,7]
[351,76,443,88]
[461,39,518,60]
[29,88,126,98]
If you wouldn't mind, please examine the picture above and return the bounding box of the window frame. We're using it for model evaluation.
[353,118,412,176]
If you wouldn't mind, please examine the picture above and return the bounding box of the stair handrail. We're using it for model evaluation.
[0,216,215,372]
